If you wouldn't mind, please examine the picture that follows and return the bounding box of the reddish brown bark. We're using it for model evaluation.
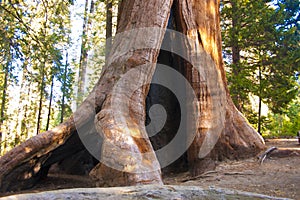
[89,0,174,186]
[174,0,265,175]
[0,0,265,192]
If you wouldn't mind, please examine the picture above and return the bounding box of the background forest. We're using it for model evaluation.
[0,0,299,155]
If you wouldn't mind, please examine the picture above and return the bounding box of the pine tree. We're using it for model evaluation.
[0,0,72,151]
[221,0,299,133]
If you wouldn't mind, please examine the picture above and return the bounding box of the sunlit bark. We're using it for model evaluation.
[0,0,265,192]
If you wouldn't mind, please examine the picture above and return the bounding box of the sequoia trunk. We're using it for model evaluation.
[0,0,264,192]
[173,0,265,175]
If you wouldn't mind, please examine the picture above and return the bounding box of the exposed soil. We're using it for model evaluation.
[165,139,300,199]
[1,139,299,199]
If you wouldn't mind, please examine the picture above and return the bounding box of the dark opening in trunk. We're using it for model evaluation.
[146,3,188,174]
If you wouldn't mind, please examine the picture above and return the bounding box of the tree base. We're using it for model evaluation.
[89,164,163,187]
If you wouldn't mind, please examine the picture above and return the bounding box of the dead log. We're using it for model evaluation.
[258,147,278,164]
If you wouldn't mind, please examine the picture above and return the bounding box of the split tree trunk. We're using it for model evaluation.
[0,0,264,192]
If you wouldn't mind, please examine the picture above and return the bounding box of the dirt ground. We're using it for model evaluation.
[165,139,300,199]
[1,139,300,199]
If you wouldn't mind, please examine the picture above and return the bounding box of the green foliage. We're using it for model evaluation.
[76,0,118,104]
[0,0,115,154]
[0,0,73,154]
[221,0,299,136]
[264,97,300,138]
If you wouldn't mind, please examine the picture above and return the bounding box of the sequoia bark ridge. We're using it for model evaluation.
[0,0,265,191]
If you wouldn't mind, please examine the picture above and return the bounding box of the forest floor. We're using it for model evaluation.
[164,139,300,199]
[1,139,299,199]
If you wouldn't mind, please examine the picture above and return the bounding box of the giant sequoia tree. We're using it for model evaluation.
[0,0,265,192]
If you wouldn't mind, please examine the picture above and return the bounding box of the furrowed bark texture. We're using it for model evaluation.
[0,0,173,191]
[174,0,265,175]
[0,82,105,191]
[0,0,265,192]
[89,0,174,186]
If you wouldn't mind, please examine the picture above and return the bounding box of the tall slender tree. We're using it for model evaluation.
[0,0,72,149]
[77,0,95,106]
[59,51,74,124]
[221,0,299,132]
[61,53,69,123]
[0,60,10,154]
[105,0,113,59]
[46,73,54,131]
[36,62,46,135]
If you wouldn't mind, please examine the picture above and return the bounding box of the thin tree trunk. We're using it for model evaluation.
[61,52,68,123]
[77,0,94,107]
[46,74,54,131]
[258,65,262,134]
[105,0,113,60]
[231,0,240,65]
[14,69,26,140]
[0,65,8,127]
[0,62,9,154]
[21,104,29,139]
[230,0,243,112]
[36,65,45,135]
[21,80,32,140]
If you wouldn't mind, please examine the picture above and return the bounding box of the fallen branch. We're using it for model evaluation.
[258,146,277,165]
[180,171,217,182]
[223,172,254,176]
